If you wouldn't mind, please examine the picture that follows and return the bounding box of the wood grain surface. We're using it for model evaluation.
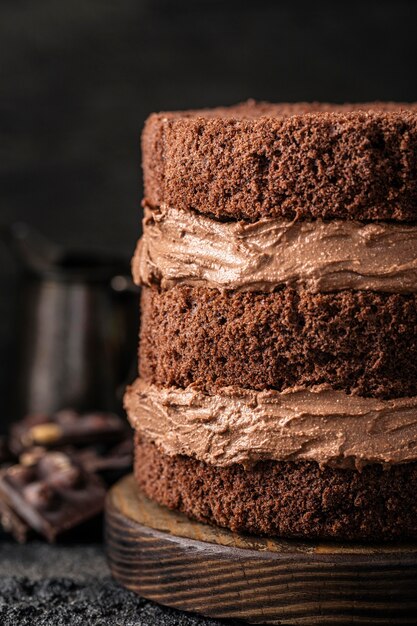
[105,474,417,625]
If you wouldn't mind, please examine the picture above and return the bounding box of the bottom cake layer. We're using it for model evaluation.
[134,435,417,541]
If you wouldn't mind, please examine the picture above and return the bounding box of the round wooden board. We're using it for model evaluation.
[105,475,417,625]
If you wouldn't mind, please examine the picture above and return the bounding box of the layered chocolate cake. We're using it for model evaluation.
[125,101,417,541]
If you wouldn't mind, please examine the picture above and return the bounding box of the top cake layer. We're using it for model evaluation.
[142,100,417,222]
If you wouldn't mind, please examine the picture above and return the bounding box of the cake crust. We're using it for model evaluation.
[142,101,417,222]
[134,436,417,541]
[139,286,417,400]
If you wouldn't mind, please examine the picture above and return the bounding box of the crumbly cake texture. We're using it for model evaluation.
[131,101,417,541]
[142,101,417,222]
[134,436,417,541]
[139,286,417,400]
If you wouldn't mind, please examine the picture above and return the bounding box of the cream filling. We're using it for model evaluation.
[125,379,417,470]
[133,204,417,293]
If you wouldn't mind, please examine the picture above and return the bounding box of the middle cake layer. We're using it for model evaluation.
[139,286,417,399]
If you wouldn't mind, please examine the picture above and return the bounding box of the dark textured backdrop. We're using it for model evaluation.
[1,0,417,421]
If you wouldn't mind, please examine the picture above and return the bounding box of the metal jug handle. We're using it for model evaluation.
[109,273,140,402]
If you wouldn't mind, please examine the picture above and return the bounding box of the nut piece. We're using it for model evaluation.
[19,447,47,467]
[27,424,62,446]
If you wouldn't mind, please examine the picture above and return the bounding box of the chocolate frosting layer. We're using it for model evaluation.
[134,205,417,293]
[125,379,417,470]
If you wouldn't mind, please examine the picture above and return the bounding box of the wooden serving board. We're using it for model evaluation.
[105,475,417,625]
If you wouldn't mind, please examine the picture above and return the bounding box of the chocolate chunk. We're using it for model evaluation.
[0,496,31,543]
[22,482,60,511]
[54,409,80,425]
[38,452,84,489]
[6,465,36,486]
[10,410,128,455]
[0,452,106,542]
[0,471,32,543]
[77,438,132,474]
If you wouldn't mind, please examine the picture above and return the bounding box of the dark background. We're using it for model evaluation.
[1,0,417,420]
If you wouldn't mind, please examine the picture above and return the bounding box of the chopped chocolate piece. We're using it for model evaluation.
[75,437,133,485]
[38,452,84,489]
[17,438,133,488]
[22,481,60,511]
[10,410,128,455]
[6,465,35,487]
[0,471,32,543]
[0,496,31,543]
[0,452,106,542]
[54,409,80,425]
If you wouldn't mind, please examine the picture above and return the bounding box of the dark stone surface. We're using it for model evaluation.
[0,541,243,625]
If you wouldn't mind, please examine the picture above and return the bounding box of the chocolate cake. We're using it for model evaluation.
[125,101,417,541]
